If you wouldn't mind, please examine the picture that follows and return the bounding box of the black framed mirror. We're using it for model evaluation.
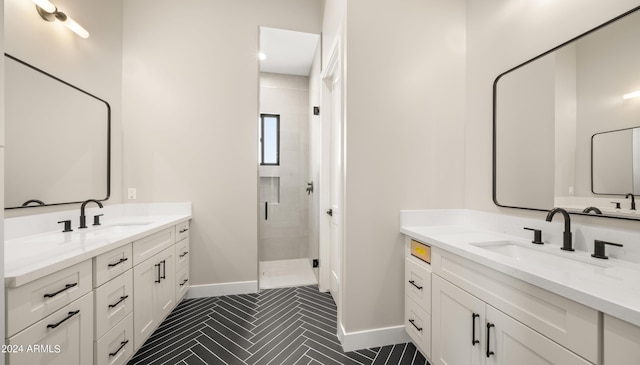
[493,5,640,220]
[4,54,111,209]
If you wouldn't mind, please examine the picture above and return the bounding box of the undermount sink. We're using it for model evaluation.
[471,241,609,269]
[85,222,152,236]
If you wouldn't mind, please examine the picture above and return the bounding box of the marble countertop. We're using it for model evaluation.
[401,223,640,327]
[4,203,191,287]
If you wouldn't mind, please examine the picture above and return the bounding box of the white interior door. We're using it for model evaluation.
[319,37,343,319]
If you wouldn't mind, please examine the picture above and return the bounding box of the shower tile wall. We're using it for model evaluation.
[259,72,309,261]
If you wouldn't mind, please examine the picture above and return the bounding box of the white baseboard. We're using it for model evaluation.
[338,323,411,352]
[186,281,258,298]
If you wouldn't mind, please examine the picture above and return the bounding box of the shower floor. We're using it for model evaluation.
[259,258,317,289]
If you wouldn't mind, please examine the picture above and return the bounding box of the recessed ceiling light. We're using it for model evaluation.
[258,52,267,61]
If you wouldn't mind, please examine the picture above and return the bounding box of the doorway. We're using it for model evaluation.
[258,27,321,290]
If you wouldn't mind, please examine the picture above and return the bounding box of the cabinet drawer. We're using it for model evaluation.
[6,259,92,337]
[94,312,134,365]
[175,237,190,272]
[405,257,431,313]
[405,296,431,359]
[410,239,431,263]
[132,227,175,265]
[7,292,93,365]
[94,243,133,288]
[176,266,189,301]
[95,269,133,340]
[176,221,190,242]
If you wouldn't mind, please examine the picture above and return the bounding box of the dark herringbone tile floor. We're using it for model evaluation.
[128,285,428,365]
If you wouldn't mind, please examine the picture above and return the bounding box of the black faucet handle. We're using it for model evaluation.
[611,201,621,209]
[592,240,623,260]
[58,219,73,232]
[523,227,543,244]
[57,220,73,233]
[93,214,104,226]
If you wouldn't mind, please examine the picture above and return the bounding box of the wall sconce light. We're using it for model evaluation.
[32,0,89,38]
[623,90,640,100]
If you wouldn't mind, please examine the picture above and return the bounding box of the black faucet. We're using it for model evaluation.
[79,199,104,229]
[582,206,602,215]
[545,208,574,251]
[626,193,636,210]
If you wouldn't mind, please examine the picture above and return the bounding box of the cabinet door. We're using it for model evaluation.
[432,275,485,365]
[133,246,175,350]
[485,306,591,365]
[157,246,176,320]
[604,314,640,364]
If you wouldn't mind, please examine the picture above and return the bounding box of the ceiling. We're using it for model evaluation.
[259,27,320,77]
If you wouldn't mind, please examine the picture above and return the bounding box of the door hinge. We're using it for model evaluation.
[313,106,320,115]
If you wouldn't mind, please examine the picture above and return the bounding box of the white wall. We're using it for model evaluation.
[4,0,124,217]
[341,0,466,334]
[259,72,310,261]
[121,0,322,288]
[465,0,640,231]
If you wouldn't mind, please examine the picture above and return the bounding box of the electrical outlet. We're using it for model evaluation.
[128,188,137,200]
[312,259,319,268]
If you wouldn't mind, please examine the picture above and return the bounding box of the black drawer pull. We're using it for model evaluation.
[47,310,80,329]
[408,319,423,332]
[472,313,480,345]
[486,323,495,358]
[155,263,161,283]
[179,251,189,258]
[108,295,129,309]
[108,257,128,268]
[44,283,78,298]
[109,340,129,357]
[408,280,423,290]
[160,260,166,279]
[179,228,189,233]
[179,278,189,286]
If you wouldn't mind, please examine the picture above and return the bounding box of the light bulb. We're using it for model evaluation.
[623,90,640,100]
[62,16,90,38]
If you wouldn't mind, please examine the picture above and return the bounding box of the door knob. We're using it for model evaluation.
[326,209,333,216]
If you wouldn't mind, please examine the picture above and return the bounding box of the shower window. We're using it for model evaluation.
[259,114,280,165]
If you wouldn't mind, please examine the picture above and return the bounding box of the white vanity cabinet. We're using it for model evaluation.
[404,242,432,358]
[603,314,640,364]
[5,259,94,365]
[405,236,599,365]
[6,292,94,365]
[432,275,591,365]
[93,244,134,365]
[133,245,176,350]
[175,235,190,300]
